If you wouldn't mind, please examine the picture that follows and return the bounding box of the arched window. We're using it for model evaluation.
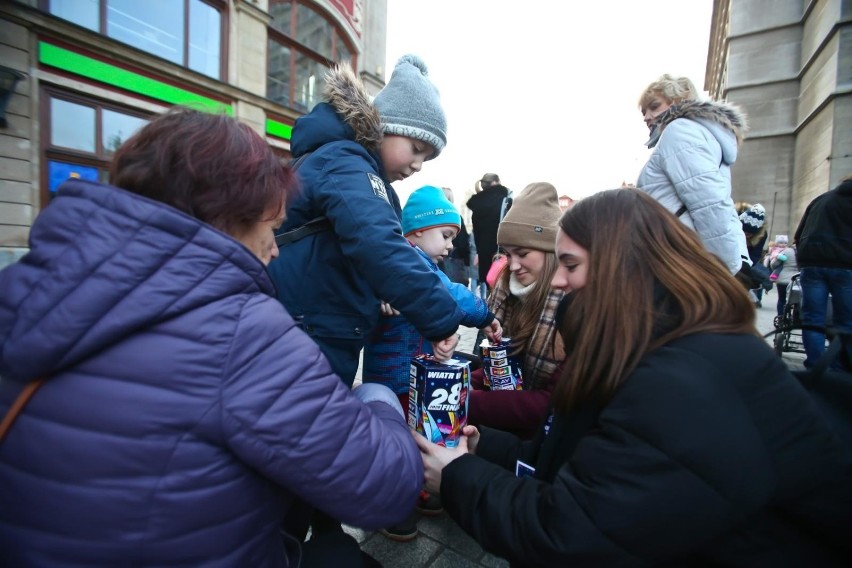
[267,0,355,112]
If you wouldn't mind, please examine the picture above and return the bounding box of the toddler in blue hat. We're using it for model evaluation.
[363,185,503,541]
[365,185,501,401]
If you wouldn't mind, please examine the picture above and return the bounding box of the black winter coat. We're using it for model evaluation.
[794,178,852,269]
[451,218,471,265]
[441,333,852,567]
[467,184,509,283]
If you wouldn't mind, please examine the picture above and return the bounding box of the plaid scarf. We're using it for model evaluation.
[488,280,566,390]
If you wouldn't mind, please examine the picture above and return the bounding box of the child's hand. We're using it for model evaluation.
[482,319,502,343]
[431,333,459,361]
[379,301,399,316]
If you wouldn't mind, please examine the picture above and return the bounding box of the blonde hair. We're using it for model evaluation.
[639,74,701,112]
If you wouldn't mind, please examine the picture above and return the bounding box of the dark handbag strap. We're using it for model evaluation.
[675,204,688,217]
[0,378,46,442]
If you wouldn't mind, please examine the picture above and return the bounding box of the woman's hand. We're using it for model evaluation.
[482,319,502,343]
[431,333,460,361]
[412,429,474,494]
[460,425,480,455]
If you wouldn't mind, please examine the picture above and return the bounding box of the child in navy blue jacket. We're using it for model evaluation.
[267,56,465,388]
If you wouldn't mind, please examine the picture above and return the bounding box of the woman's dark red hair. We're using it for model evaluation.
[110,107,295,236]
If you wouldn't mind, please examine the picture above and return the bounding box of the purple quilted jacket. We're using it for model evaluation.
[0,180,422,567]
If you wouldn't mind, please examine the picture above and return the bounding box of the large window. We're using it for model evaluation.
[45,0,224,79]
[42,89,150,204]
[267,0,355,112]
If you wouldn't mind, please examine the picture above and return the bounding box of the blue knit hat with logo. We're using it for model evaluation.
[402,185,461,236]
[374,54,447,159]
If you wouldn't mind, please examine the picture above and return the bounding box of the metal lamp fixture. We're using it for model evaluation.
[0,65,26,129]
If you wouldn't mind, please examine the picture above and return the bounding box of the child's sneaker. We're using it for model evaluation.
[379,510,418,542]
[416,490,443,516]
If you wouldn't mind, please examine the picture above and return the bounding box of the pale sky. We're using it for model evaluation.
[384,0,713,206]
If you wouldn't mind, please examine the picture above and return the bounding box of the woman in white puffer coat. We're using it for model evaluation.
[636,74,750,276]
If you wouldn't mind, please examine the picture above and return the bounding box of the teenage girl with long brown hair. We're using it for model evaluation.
[414,188,852,567]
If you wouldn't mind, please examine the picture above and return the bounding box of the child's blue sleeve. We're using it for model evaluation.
[435,269,494,328]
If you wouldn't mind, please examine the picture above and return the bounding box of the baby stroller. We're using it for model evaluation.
[772,272,833,355]
[773,273,804,355]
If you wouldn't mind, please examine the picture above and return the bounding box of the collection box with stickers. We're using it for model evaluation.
[479,338,524,390]
[408,355,470,448]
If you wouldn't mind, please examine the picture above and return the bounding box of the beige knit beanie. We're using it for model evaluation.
[497,182,561,252]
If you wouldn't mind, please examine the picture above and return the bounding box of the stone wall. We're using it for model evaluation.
[0,15,34,268]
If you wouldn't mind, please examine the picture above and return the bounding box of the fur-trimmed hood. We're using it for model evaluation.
[648,99,748,149]
[322,63,383,152]
[290,63,383,157]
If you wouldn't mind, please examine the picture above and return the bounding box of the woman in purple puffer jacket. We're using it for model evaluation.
[0,108,421,567]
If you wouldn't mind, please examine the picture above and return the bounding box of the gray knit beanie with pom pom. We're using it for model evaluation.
[373,54,447,159]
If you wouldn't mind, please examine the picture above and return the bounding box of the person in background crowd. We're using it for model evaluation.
[794,174,852,370]
[267,55,463,390]
[437,186,472,286]
[0,108,421,567]
[363,185,501,542]
[764,234,798,317]
[468,229,480,294]
[467,173,510,297]
[414,188,852,567]
[739,203,769,307]
[636,74,750,277]
[764,235,786,280]
[468,182,566,440]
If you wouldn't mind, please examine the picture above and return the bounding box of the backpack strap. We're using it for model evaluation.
[0,378,46,443]
[289,152,312,172]
[276,151,333,247]
[275,216,333,247]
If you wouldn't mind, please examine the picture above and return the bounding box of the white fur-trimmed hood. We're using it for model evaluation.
[655,99,748,146]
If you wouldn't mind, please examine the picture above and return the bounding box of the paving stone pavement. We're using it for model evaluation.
[351,286,802,567]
